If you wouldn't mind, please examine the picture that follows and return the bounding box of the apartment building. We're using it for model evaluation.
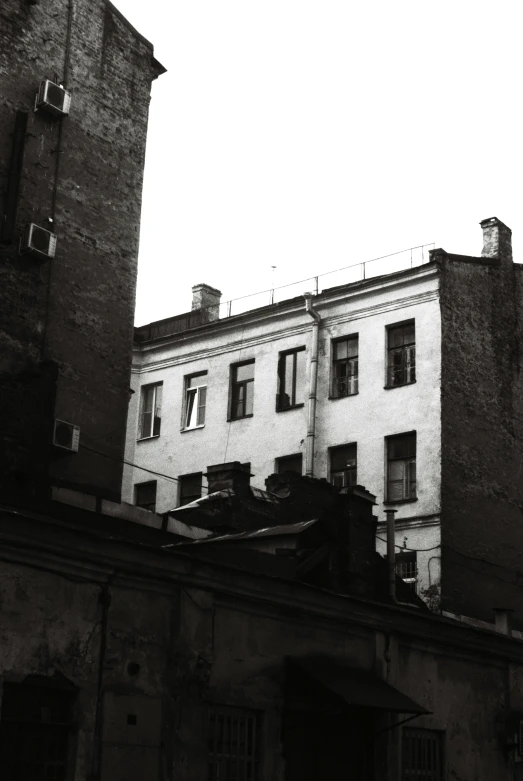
[124,218,523,623]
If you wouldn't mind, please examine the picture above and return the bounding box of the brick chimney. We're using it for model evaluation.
[205,462,252,496]
[191,284,222,322]
[480,217,512,265]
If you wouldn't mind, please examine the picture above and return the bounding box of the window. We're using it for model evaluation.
[135,481,157,512]
[330,443,357,488]
[208,705,260,781]
[0,681,75,781]
[138,382,162,439]
[184,372,207,429]
[276,453,303,475]
[402,728,443,781]
[179,472,202,506]
[230,361,254,420]
[277,347,306,410]
[396,551,417,591]
[387,433,416,501]
[387,321,415,387]
[332,336,358,397]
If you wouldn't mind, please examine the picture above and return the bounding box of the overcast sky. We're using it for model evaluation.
[112,0,523,326]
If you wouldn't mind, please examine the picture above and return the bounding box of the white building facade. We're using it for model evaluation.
[123,261,442,600]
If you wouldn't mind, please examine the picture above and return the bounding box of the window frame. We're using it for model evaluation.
[137,382,163,440]
[134,480,157,512]
[276,346,306,411]
[385,431,417,503]
[207,704,261,781]
[329,442,357,489]
[401,727,444,781]
[229,360,255,421]
[183,371,208,431]
[396,550,418,592]
[179,471,203,507]
[386,320,416,389]
[275,453,303,475]
[330,335,359,399]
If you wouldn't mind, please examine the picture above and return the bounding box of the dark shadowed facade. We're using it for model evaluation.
[0,0,164,503]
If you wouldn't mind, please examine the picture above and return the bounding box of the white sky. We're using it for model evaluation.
[112,0,523,326]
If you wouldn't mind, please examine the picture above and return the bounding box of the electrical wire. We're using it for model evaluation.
[80,442,208,493]
[375,535,441,553]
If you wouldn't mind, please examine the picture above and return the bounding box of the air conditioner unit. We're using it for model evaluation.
[53,419,80,452]
[20,223,57,260]
[35,79,71,117]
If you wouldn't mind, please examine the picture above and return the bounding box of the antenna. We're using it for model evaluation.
[270,266,277,305]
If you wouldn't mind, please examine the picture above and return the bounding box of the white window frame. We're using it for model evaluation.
[138,382,162,440]
[183,373,207,430]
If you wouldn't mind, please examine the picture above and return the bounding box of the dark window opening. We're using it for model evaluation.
[276,453,303,475]
[230,361,254,420]
[0,682,75,781]
[330,443,357,488]
[387,432,416,501]
[387,322,415,387]
[208,705,260,781]
[277,348,306,410]
[135,481,157,512]
[179,472,203,506]
[332,336,358,397]
[402,728,443,781]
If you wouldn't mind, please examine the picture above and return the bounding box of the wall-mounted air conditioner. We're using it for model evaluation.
[35,80,71,118]
[53,420,80,453]
[20,223,57,260]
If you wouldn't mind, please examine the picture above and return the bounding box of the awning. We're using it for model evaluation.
[287,656,430,715]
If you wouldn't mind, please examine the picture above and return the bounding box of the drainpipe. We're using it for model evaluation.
[303,293,321,477]
[385,509,398,604]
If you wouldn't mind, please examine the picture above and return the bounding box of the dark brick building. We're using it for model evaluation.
[0,0,164,503]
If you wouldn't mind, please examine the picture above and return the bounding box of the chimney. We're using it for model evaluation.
[205,461,252,496]
[191,283,222,322]
[480,217,512,264]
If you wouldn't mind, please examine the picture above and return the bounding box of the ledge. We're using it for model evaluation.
[276,403,305,413]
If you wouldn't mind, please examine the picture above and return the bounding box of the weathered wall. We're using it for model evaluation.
[0,0,161,501]
[439,254,523,626]
[2,509,523,781]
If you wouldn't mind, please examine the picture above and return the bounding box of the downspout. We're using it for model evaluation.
[303,293,321,477]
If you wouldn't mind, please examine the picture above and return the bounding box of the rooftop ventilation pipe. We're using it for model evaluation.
[303,293,321,477]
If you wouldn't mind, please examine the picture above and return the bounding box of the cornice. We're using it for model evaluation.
[132,287,440,375]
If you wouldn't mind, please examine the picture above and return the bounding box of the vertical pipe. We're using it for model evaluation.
[385,509,397,603]
[303,294,320,477]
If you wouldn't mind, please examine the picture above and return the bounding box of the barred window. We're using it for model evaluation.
[402,728,443,781]
[208,706,260,781]
[387,322,415,387]
[396,551,417,591]
[332,336,358,397]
